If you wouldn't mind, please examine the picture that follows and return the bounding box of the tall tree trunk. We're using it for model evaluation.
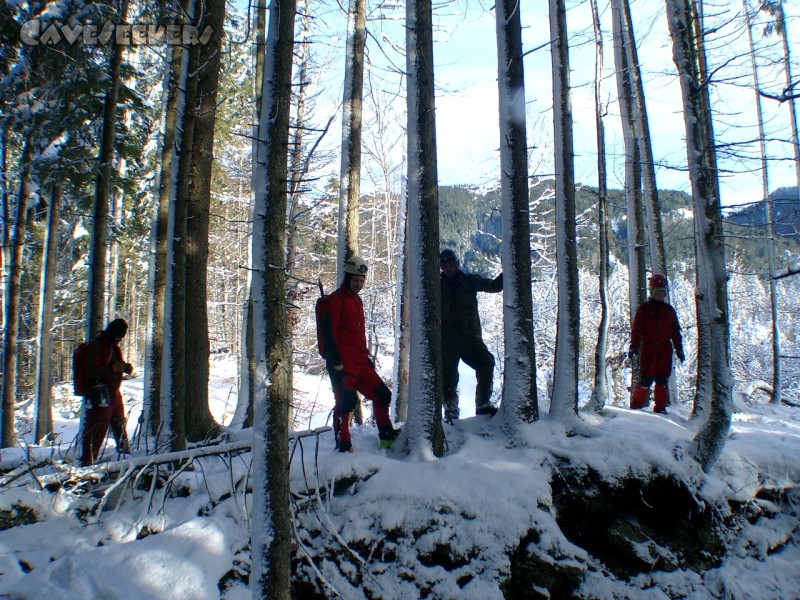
[496,0,538,426]
[666,0,733,472]
[87,0,130,338]
[620,0,667,276]
[250,0,296,596]
[336,0,367,283]
[144,43,182,442]
[1,131,33,448]
[403,0,445,457]
[587,0,612,414]
[549,0,580,421]
[233,0,269,431]
[34,184,62,444]
[162,0,200,452]
[393,189,410,422]
[0,122,8,334]
[770,3,800,197]
[610,0,647,319]
[744,0,781,404]
[184,0,226,441]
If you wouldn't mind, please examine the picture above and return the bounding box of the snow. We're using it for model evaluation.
[1,353,799,598]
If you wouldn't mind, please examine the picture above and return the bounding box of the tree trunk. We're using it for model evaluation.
[610,0,647,320]
[34,184,62,444]
[549,0,580,421]
[87,0,130,338]
[587,0,612,414]
[144,43,182,442]
[249,0,296,596]
[496,0,538,426]
[620,0,667,276]
[665,0,733,473]
[743,0,781,405]
[393,190,410,422]
[1,131,33,448]
[403,0,445,457]
[336,0,367,283]
[162,0,201,452]
[184,0,226,441]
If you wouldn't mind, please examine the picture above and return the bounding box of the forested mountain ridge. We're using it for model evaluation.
[437,183,799,279]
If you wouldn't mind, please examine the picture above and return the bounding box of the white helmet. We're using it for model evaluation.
[344,255,368,275]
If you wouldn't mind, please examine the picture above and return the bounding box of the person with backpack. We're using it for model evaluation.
[79,318,134,466]
[439,249,503,423]
[628,273,685,414]
[322,256,399,452]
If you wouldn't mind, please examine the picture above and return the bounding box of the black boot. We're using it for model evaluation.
[378,425,400,449]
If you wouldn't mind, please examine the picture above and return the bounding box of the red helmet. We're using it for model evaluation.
[648,273,668,289]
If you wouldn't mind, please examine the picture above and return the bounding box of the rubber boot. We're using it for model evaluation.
[653,384,668,414]
[443,390,459,423]
[338,412,353,452]
[630,385,651,410]
[378,425,400,449]
[110,418,131,454]
[475,373,497,416]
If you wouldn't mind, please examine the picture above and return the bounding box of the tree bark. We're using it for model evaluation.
[249,0,296,595]
[587,0,612,414]
[496,0,538,426]
[34,184,62,444]
[666,0,733,472]
[184,0,226,441]
[87,0,130,338]
[1,131,33,448]
[549,0,580,421]
[403,0,445,457]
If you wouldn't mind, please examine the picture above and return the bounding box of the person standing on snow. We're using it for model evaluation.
[327,256,399,452]
[81,318,133,466]
[439,249,503,423]
[628,273,685,414]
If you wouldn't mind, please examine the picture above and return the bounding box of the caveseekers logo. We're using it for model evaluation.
[20,20,214,46]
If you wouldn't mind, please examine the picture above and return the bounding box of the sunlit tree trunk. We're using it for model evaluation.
[34,184,62,444]
[666,0,733,472]
[496,0,538,427]
[403,0,445,457]
[184,0,225,441]
[1,131,33,448]
[549,0,580,421]
[249,0,296,595]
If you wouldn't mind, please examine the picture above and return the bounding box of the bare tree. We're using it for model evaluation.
[249,0,297,595]
[666,0,734,472]
[495,0,538,426]
[586,0,612,414]
[744,0,781,405]
[548,0,580,421]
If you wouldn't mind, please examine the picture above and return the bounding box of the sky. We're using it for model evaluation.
[1,355,798,598]
[309,0,800,208]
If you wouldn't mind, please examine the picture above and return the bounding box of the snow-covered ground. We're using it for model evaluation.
[1,355,798,598]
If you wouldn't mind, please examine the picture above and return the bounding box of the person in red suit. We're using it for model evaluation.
[628,274,685,414]
[327,256,399,452]
[80,318,133,466]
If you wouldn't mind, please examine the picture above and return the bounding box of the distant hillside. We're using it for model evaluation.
[438,184,799,277]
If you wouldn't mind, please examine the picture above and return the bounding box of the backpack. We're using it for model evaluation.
[72,341,93,396]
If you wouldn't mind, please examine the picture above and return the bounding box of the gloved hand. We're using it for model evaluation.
[676,350,685,363]
[628,350,638,362]
[333,364,344,371]
[124,363,134,375]
[111,361,126,374]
